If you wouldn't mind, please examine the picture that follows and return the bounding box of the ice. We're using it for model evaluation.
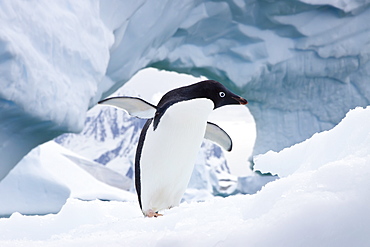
[2,1,370,180]
[0,0,112,180]
[100,0,370,156]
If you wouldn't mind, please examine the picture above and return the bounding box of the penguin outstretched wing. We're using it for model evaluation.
[98,96,157,119]
[205,122,233,152]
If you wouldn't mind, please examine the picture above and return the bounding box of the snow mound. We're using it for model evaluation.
[0,148,70,217]
[39,142,136,202]
[254,106,370,177]
[0,141,136,217]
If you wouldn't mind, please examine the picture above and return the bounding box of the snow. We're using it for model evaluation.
[40,142,134,201]
[254,106,370,177]
[1,105,370,246]
[0,147,70,217]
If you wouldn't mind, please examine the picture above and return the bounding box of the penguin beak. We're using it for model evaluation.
[232,96,248,105]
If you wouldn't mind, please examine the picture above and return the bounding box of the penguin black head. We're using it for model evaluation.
[197,80,248,109]
[157,80,247,110]
[153,80,247,130]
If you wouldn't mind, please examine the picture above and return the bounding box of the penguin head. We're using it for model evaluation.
[153,80,247,130]
[157,80,247,110]
[198,80,248,109]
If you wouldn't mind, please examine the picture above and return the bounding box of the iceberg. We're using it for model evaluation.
[1,0,370,184]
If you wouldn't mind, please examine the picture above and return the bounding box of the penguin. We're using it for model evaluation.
[99,80,247,217]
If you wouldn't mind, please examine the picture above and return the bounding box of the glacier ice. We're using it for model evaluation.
[2,0,370,184]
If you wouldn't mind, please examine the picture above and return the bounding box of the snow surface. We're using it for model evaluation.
[254,106,370,177]
[2,1,370,181]
[0,146,70,217]
[1,105,369,246]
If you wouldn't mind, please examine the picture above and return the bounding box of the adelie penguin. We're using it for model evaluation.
[99,80,248,217]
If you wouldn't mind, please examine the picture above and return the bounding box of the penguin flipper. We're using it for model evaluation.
[205,122,233,152]
[98,96,157,119]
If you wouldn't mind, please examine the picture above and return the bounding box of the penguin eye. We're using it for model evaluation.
[219,92,226,98]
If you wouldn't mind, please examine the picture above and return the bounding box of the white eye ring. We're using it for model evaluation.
[219,92,226,98]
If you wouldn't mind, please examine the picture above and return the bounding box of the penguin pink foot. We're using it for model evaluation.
[146,209,163,218]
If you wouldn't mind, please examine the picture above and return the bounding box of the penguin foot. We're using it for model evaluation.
[146,209,163,218]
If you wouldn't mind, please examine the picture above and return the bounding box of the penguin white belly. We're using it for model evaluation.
[140,98,214,214]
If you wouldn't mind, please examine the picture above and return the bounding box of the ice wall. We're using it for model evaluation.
[0,1,112,180]
[101,0,370,156]
[1,0,370,180]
